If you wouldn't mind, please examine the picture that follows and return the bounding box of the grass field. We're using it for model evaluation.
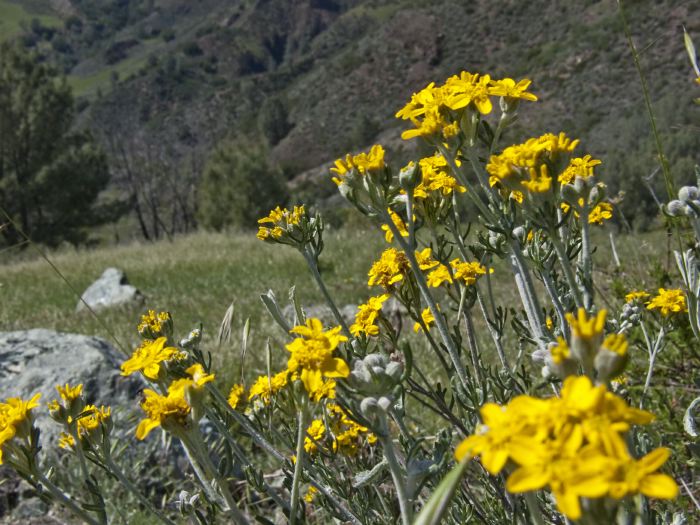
[0,224,675,384]
[0,0,60,42]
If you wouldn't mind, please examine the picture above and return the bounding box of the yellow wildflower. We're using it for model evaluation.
[550,337,571,365]
[566,308,606,351]
[558,155,602,185]
[450,259,488,285]
[248,371,289,404]
[646,288,687,316]
[413,307,436,333]
[0,394,41,464]
[381,209,409,243]
[56,383,83,403]
[603,434,678,501]
[427,264,452,287]
[625,290,649,303]
[350,294,390,337]
[488,77,538,102]
[330,145,385,185]
[136,384,191,440]
[413,154,466,198]
[367,248,409,289]
[137,310,172,338]
[227,384,245,410]
[414,247,440,270]
[121,337,183,380]
[286,319,349,395]
[304,486,318,503]
[257,205,306,241]
[304,419,326,454]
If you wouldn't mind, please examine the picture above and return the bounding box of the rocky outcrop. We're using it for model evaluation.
[76,268,144,312]
[0,329,142,445]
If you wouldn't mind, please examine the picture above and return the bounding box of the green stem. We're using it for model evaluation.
[290,398,309,525]
[508,241,545,342]
[540,270,571,341]
[640,325,666,409]
[380,421,412,525]
[185,431,250,524]
[207,386,362,525]
[35,471,101,525]
[549,234,584,309]
[580,207,594,310]
[302,248,351,337]
[383,210,470,392]
[523,492,545,525]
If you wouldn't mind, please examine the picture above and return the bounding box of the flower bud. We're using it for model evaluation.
[180,328,202,349]
[678,186,699,203]
[666,200,689,217]
[360,397,378,419]
[399,162,420,193]
[566,309,606,372]
[594,333,629,382]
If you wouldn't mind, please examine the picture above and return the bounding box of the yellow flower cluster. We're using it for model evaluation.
[136,364,214,440]
[487,132,582,199]
[331,145,385,186]
[396,72,537,140]
[285,318,349,396]
[367,248,410,289]
[304,419,326,454]
[227,383,245,410]
[455,376,678,520]
[426,259,489,288]
[646,288,687,317]
[561,200,613,225]
[381,209,409,243]
[0,394,41,464]
[121,337,183,380]
[350,294,390,337]
[412,154,466,199]
[327,404,376,455]
[257,205,306,241]
[414,307,436,333]
[58,405,112,449]
[247,371,289,404]
[137,309,172,339]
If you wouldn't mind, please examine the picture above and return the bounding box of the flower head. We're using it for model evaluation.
[137,310,173,339]
[121,337,183,380]
[350,294,390,337]
[286,319,349,395]
[646,288,687,317]
[0,394,41,464]
[368,248,409,289]
[228,384,245,410]
[136,384,191,440]
[331,145,385,185]
[257,205,306,241]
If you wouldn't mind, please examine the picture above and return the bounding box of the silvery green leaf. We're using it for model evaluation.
[683,396,700,437]
[352,458,387,488]
[260,289,291,333]
[289,285,305,325]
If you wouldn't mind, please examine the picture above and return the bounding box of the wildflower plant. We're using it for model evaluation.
[2,64,696,525]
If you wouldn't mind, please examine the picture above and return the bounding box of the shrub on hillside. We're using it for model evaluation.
[197,139,288,231]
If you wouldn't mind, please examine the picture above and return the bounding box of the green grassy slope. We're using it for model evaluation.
[0,0,60,41]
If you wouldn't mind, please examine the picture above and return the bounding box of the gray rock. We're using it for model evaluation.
[76,268,144,312]
[0,329,143,446]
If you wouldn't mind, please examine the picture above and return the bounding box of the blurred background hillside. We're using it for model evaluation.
[0,0,699,248]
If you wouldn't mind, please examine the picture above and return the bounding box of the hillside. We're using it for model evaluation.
[3,0,700,238]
